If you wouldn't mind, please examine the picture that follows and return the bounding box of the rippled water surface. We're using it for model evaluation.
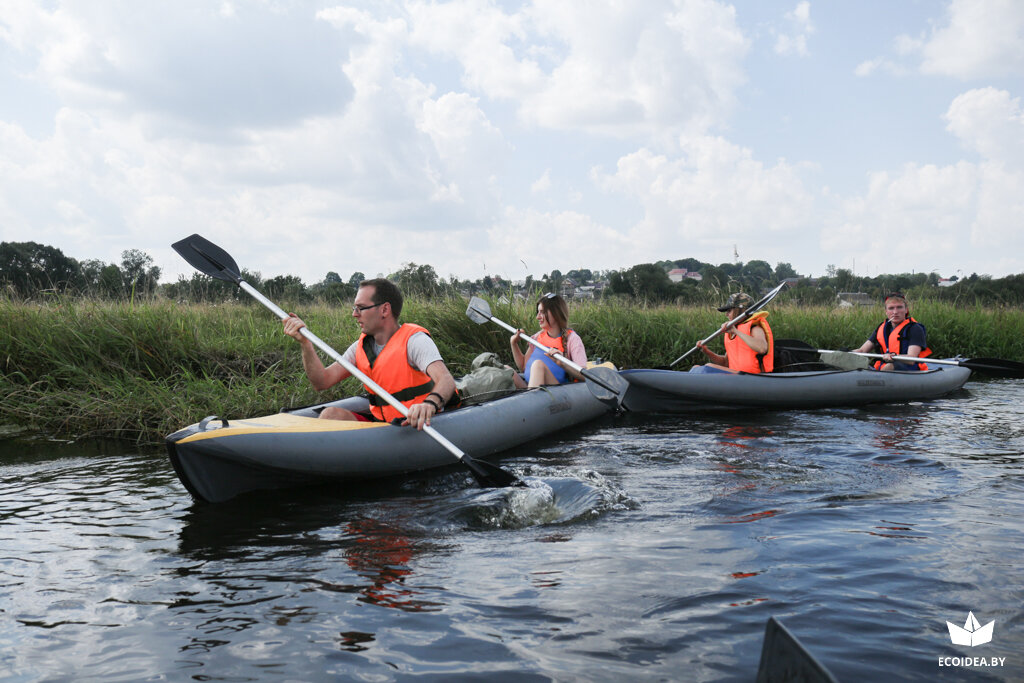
[2,381,1023,681]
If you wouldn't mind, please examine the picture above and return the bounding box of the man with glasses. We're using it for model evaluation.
[282,278,456,429]
[855,292,932,371]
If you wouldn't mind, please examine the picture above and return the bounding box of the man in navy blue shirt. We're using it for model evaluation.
[856,292,931,371]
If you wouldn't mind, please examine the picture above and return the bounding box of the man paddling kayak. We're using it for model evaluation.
[855,292,932,371]
[283,278,457,430]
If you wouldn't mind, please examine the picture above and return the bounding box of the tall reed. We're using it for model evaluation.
[2,295,1021,444]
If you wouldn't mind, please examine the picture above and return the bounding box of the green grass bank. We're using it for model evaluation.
[3,296,1022,444]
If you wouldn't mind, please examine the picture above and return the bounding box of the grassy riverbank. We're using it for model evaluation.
[2,296,1022,444]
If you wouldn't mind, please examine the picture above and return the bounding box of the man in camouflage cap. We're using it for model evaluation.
[694,291,774,374]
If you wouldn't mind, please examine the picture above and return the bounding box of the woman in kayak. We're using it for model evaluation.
[855,292,932,371]
[693,291,774,374]
[509,292,588,388]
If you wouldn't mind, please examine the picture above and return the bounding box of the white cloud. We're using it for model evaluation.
[531,169,552,194]
[774,1,814,57]
[486,207,632,276]
[408,0,749,140]
[856,0,1024,80]
[5,2,356,133]
[944,88,1024,166]
[820,88,1024,276]
[593,135,816,266]
[919,0,1024,78]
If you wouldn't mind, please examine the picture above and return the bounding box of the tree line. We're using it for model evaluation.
[3,240,1023,307]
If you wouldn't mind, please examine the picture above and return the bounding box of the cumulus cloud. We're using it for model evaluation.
[774,2,814,57]
[858,0,1024,80]
[944,87,1024,166]
[593,135,816,266]
[486,206,633,276]
[821,88,1024,276]
[919,0,1024,78]
[408,0,749,139]
[4,1,355,133]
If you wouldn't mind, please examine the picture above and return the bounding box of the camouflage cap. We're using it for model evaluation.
[717,292,754,312]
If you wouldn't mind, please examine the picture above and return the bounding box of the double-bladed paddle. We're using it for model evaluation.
[669,281,787,368]
[172,233,523,488]
[465,296,630,410]
[775,340,1024,378]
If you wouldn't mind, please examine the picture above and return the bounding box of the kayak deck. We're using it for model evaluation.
[621,364,971,412]
[167,382,610,503]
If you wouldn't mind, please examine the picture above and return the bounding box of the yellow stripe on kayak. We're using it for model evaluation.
[178,412,390,443]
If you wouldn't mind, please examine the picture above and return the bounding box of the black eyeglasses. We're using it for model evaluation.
[542,292,557,299]
[352,302,384,314]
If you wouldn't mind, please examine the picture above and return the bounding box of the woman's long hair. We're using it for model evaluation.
[538,293,570,333]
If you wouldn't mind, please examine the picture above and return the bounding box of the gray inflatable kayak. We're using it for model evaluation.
[167,382,610,503]
[620,363,971,413]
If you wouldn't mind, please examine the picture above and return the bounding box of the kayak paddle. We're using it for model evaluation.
[172,233,524,488]
[465,296,630,410]
[669,281,787,368]
[774,340,1024,378]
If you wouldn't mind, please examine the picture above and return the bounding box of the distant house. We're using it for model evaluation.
[668,268,703,283]
[837,292,873,307]
[574,285,596,300]
[938,278,957,287]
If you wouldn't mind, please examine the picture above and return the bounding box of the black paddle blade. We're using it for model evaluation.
[581,366,630,409]
[962,357,1024,378]
[463,455,525,488]
[172,234,243,284]
[757,617,839,683]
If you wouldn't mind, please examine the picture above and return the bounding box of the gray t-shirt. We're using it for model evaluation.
[341,330,442,374]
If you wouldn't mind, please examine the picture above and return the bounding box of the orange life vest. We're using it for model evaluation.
[872,317,932,371]
[723,316,774,373]
[523,329,576,384]
[355,323,435,423]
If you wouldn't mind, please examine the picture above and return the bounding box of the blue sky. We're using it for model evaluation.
[1,0,1022,285]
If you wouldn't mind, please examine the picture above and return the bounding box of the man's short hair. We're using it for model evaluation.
[884,292,907,304]
[361,278,404,319]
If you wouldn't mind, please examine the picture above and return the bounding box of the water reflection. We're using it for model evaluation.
[176,491,445,610]
[871,414,924,453]
[342,518,440,612]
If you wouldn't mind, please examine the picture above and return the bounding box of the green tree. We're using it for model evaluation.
[542,269,564,294]
[606,271,633,297]
[774,262,799,281]
[741,259,773,292]
[98,264,125,299]
[391,263,440,298]
[264,275,308,302]
[120,249,161,298]
[0,241,80,296]
[565,268,594,284]
[622,263,674,302]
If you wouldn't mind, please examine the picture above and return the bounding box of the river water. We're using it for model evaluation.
[2,380,1022,682]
